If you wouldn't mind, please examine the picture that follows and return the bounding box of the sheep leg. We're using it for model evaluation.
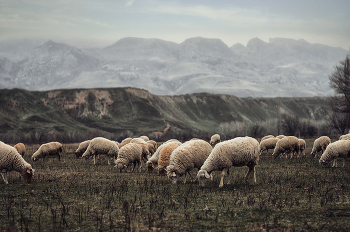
[219,168,228,188]
[245,165,256,184]
[183,172,187,184]
[1,172,8,184]
[139,160,142,172]
[332,159,338,168]
[227,169,231,185]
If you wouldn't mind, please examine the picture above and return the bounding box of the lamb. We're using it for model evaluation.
[197,136,260,188]
[261,135,274,141]
[209,134,221,147]
[259,138,279,155]
[157,142,181,176]
[1,141,34,184]
[166,139,212,184]
[75,140,91,158]
[319,140,350,168]
[32,142,63,161]
[298,139,306,158]
[115,143,143,172]
[146,139,182,172]
[272,136,300,159]
[81,137,119,165]
[310,136,331,158]
[14,143,26,156]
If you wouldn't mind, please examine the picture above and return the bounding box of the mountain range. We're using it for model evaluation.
[0,37,348,97]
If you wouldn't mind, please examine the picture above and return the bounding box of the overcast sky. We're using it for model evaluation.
[1,0,349,49]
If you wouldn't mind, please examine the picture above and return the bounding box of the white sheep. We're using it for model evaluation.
[319,140,350,168]
[276,135,285,139]
[209,134,221,146]
[146,140,157,155]
[75,140,91,158]
[81,137,119,165]
[1,141,34,184]
[272,136,299,159]
[140,135,149,141]
[166,139,212,184]
[259,137,279,155]
[146,139,181,172]
[310,136,331,158]
[14,143,26,156]
[32,142,63,161]
[115,143,143,172]
[121,137,133,143]
[261,135,274,141]
[197,136,259,188]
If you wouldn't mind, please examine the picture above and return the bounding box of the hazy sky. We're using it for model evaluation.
[1,0,349,49]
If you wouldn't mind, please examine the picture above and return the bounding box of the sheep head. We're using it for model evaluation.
[157,165,166,176]
[197,170,210,187]
[21,168,34,184]
[147,161,154,173]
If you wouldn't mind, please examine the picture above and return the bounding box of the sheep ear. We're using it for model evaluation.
[204,172,210,179]
[171,172,177,177]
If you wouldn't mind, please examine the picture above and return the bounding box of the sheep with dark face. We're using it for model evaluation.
[32,142,63,161]
[1,141,34,184]
[166,139,212,184]
[197,137,259,188]
[81,137,119,165]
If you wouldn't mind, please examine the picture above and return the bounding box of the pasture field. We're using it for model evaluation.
[1,138,350,231]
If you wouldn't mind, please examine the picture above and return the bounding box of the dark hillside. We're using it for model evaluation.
[0,87,332,143]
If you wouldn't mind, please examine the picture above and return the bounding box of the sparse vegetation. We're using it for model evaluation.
[1,140,350,231]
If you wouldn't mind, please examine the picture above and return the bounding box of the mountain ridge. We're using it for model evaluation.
[0,37,348,98]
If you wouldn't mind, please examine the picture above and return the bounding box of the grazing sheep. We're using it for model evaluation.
[259,138,279,155]
[209,134,221,147]
[276,135,285,139]
[261,135,274,141]
[311,136,331,158]
[166,139,212,184]
[146,139,181,172]
[158,143,181,176]
[339,134,350,140]
[81,137,119,165]
[14,143,26,156]
[75,140,91,158]
[1,141,34,184]
[115,143,143,172]
[298,139,306,158]
[319,140,350,168]
[272,136,300,159]
[197,136,260,188]
[32,142,63,161]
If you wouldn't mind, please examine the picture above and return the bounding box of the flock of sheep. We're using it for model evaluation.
[1,132,350,186]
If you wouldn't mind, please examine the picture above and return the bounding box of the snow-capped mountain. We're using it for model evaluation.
[0,37,348,97]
